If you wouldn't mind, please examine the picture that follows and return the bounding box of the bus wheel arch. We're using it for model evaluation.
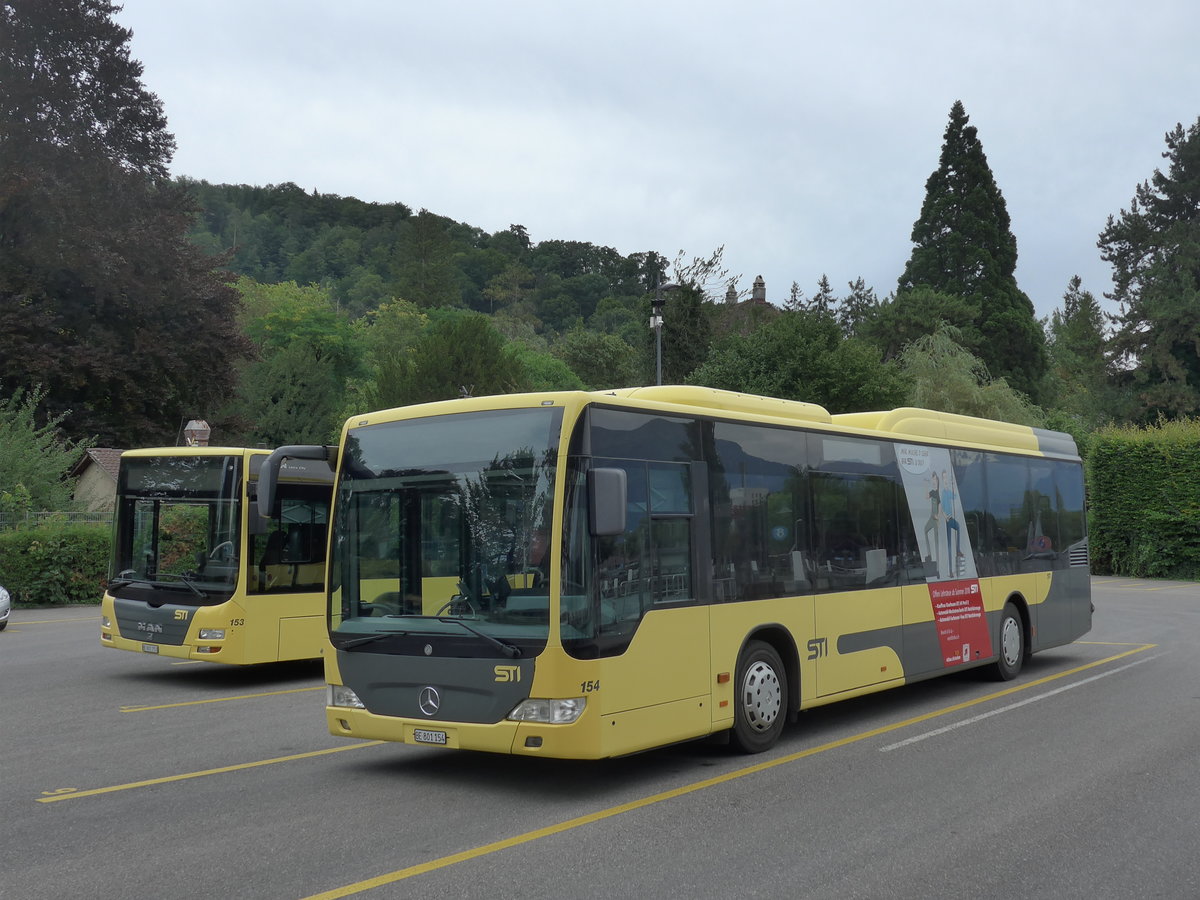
[730,629,796,753]
[988,596,1028,681]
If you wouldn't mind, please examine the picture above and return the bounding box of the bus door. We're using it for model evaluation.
[583,459,710,718]
[810,472,904,697]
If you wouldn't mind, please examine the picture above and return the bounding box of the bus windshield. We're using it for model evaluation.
[110,455,242,599]
[330,407,563,654]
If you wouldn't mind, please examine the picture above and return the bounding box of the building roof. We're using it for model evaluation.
[71,448,124,481]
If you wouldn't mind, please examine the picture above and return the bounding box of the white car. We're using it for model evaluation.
[0,584,9,631]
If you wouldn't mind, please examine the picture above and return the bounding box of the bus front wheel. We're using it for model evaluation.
[989,602,1025,681]
[731,640,787,753]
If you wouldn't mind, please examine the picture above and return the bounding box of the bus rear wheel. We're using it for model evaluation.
[988,602,1025,681]
[731,640,787,753]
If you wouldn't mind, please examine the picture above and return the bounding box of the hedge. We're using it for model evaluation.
[0,521,111,606]
[1087,419,1200,580]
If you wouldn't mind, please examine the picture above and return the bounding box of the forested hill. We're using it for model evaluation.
[183,179,665,328]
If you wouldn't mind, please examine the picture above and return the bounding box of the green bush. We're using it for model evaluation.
[1087,419,1200,579]
[0,521,111,606]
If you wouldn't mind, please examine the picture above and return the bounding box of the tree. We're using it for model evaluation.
[897,328,1043,425]
[1044,275,1128,425]
[393,209,461,308]
[0,385,92,517]
[0,0,251,446]
[1098,117,1200,419]
[689,309,905,413]
[237,278,362,382]
[229,342,347,446]
[223,278,365,442]
[837,277,881,338]
[859,286,981,361]
[897,101,1046,399]
[652,282,712,384]
[401,313,530,404]
[810,275,836,314]
[482,263,535,315]
[344,298,428,415]
[556,328,641,390]
[509,345,585,392]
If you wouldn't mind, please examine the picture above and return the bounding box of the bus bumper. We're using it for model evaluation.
[325,702,617,758]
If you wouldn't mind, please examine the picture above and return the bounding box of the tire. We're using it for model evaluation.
[731,640,787,753]
[988,601,1025,681]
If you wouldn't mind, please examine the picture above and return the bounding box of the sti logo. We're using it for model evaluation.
[494,665,521,683]
[174,609,190,620]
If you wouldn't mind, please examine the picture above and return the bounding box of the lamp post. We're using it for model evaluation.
[650,279,678,385]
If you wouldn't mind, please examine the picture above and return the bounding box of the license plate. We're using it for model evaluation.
[141,643,160,654]
[413,729,447,745]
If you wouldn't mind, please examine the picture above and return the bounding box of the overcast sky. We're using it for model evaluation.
[114,0,1200,319]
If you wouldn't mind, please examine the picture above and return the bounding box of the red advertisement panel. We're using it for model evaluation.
[928,579,993,667]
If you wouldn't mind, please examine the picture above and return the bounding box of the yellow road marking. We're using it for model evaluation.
[7,617,97,625]
[121,685,323,712]
[37,742,383,803]
[303,643,1157,899]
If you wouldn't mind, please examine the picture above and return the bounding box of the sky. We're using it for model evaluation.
[114,0,1200,319]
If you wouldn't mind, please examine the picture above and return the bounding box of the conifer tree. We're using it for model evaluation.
[810,275,836,314]
[837,277,880,337]
[1098,117,1200,419]
[1045,276,1126,424]
[897,101,1046,400]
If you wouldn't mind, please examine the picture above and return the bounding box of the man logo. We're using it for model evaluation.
[174,609,189,620]
[418,686,441,716]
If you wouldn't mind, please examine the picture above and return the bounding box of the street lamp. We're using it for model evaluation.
[650,280,678,385]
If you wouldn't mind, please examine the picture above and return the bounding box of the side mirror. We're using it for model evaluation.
[257,445,335,520]
[588,467,627,537]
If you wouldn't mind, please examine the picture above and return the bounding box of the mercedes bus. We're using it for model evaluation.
[261,386,1091,757]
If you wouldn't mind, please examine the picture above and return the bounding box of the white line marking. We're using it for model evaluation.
[880,654,1163,752]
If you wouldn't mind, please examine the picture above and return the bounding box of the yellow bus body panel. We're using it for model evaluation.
[101,591,326,665]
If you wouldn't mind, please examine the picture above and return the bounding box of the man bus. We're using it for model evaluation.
[261,386,1091,757]
[101,446,333,664]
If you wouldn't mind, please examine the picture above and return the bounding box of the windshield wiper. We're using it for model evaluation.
[338,629,408,649]
[435,616,521,659]
[174,572,206,598]
[109,572,206,598]
[339,616,521,659]
[108,575,153,590]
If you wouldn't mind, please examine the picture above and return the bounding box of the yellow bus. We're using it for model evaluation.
[261,386,1091,758]
[101,446,334,664]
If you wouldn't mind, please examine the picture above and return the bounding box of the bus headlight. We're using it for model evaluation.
[507,698,586,724]
[101,615,111,628]
[328,684,366,709]
[198,629,225,640]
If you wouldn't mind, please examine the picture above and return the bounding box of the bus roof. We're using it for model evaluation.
[341,385,1079,462]
[602,386,1078,460]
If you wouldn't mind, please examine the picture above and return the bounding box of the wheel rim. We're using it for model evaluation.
[1000,615,1021,667]
[740,659,782,732]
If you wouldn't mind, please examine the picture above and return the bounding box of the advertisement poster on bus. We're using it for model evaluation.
[895,443,993,667]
